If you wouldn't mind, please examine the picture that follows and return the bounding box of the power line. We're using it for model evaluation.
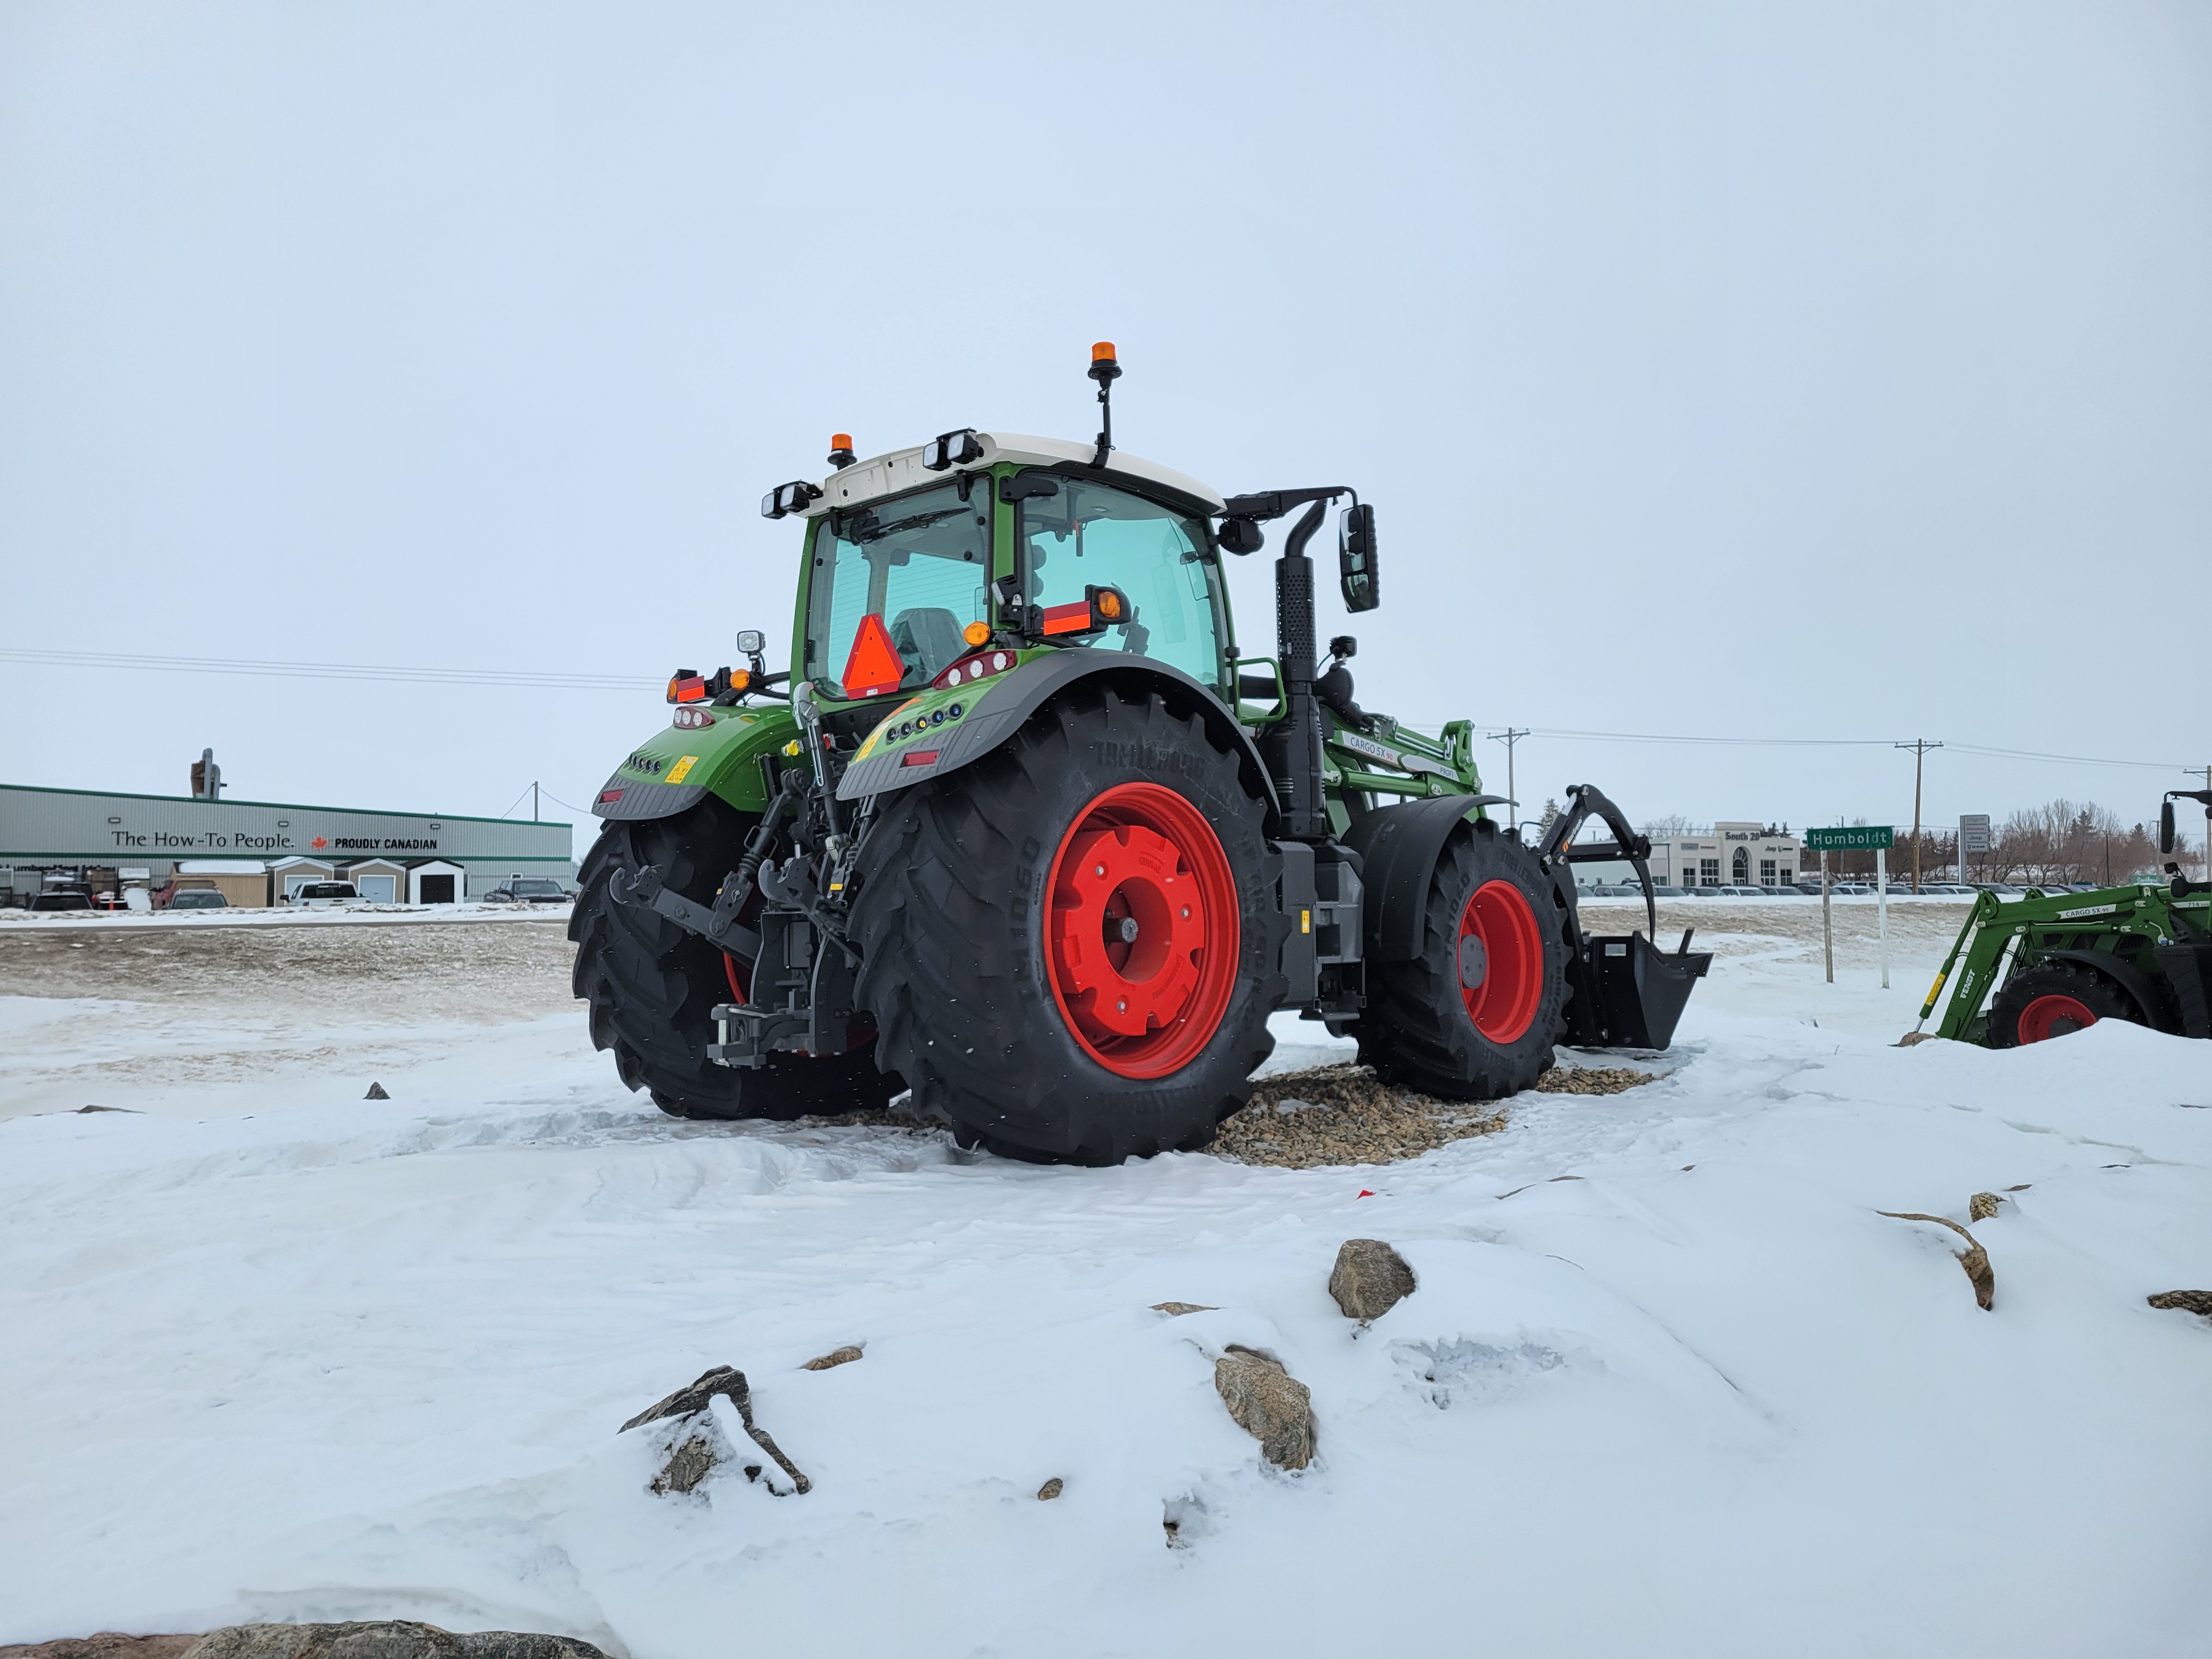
[0,646,660,693]
[5,646,2195,773]
[1404,716,2191,770]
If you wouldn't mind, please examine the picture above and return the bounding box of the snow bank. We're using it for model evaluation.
[3,946,2211,1657]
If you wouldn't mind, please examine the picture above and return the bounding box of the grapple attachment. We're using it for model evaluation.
[1537,784,1713,1051]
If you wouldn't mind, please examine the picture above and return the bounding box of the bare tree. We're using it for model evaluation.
[1639,813,1693,838]
[1976,799,2190,887]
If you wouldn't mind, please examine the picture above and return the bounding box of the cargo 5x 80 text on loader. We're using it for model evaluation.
[571,348,1710,1163]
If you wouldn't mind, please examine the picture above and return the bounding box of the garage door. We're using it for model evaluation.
[419,873,455,904]
[357,875,397,904]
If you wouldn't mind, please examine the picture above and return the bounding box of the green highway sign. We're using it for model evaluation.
[1805,825,1894,851]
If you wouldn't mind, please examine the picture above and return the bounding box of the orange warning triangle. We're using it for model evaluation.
[841,613,906,699]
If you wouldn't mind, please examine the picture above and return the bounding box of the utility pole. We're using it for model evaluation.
[1894,738,1942,893]
[533,781,540,822]
[1488,729,1530,836]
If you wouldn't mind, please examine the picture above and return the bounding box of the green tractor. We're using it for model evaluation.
[1914,791,2212,1047]
[569,348,1709,1162]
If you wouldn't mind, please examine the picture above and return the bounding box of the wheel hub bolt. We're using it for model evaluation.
[1117,917,1139,943]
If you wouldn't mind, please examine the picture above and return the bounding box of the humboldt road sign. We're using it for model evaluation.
[1805,825,1894,852]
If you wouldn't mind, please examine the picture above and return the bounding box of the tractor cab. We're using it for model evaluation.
[776,430,1233,710]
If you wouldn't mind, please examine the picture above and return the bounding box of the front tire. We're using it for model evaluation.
[849,684,1286,1163]
[569,797,900,1120]
[1988,962,2141,1047]
[1357,818,1568,1098]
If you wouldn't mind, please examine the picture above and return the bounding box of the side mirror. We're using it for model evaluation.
[2160,799,2175,855]
[1339,503,1379,612]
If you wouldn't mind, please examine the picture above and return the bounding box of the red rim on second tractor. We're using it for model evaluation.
[1045,782,1240,1079]
[1460,878,1544,1043]
[2016,992,2097,1043]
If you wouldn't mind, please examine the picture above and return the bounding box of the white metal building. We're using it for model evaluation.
[1,782,573,905]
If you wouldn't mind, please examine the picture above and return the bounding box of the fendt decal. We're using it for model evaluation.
[1333,729,1450,778]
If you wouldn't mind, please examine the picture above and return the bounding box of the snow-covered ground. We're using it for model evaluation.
[4,906,2210,1657]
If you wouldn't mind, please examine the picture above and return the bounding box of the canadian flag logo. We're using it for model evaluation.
[311,836,329,849]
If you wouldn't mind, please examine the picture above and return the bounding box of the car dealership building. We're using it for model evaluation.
[0,782,573,906]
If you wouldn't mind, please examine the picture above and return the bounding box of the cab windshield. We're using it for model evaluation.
[805,481,993,696]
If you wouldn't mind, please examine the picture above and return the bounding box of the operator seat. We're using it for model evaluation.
[889,606,969,680]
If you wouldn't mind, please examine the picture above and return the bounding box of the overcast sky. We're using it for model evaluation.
[4,2,2207,851]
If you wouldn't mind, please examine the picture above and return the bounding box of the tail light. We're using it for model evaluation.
[932,648,1020,690]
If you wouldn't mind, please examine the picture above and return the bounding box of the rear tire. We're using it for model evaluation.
[1988,963,2140,1048]
[569,797,900,1120]
[849,683,1285,1164]
[1357,819,1568,1098]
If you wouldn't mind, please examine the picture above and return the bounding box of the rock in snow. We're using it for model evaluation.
[1036,1477,1064,1500]
[802,1345,864,1371]
[1328,1238,1417,1322]
[179,1624,605,1658]
[363,1083,390,1101]
[2147,1290,2212,1319]
[1214,1345,1316,1470]
[649,1430,720,1496]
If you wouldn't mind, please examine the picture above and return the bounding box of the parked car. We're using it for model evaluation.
[1649,884,1689,897]
[290,881,362,909]
[166,889,229,911]
[482,877,573,905]
[1762,885,1806,896]
[29,891,95,912]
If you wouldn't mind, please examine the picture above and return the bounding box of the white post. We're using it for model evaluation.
[1822,848,1833,984]
[1876,845,1889,989]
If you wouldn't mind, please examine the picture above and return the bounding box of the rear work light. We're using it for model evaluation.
[672,706,715,730]
[932,648,1019,690]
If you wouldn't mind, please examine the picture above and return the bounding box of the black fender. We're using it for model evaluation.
[591,777,713,822]
[836,650,1282,834]
[1341,793,1510,962]
[2032,947,2177,1034]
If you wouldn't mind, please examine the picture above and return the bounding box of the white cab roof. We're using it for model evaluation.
[808,432,1224,518]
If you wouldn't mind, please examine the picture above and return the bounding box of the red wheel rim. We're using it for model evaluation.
[2017,992,2096,1043]
[1045,781,1240,1079]
[1460,878,1543,1043]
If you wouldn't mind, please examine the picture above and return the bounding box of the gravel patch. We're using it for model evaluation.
[1211,1061,1653,1169]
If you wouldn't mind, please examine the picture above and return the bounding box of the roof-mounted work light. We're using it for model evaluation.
[761,480,823,520]
[921,428,985,471]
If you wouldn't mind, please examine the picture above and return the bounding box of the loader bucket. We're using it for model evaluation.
[1565,932,1712,1051]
